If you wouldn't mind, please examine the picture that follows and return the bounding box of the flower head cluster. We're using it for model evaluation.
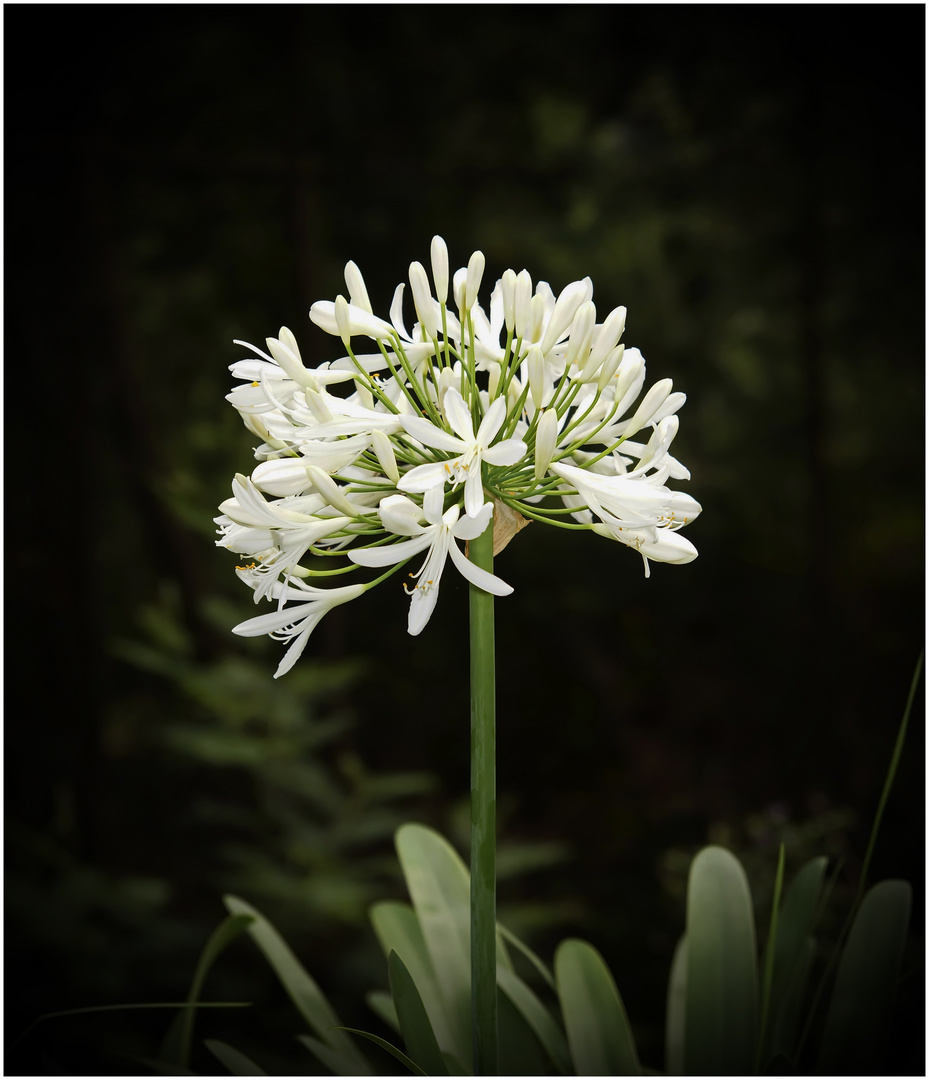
[217,237,701,676]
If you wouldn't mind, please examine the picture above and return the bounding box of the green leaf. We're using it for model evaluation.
[169,913,254,1070]
[683,846,757,1075]
[223,895,371,1074]
[763,857,826,1061]
[497,983,553,1075]
[366,990,400,1033]
[496,922,557,991]
[387,826,539,1074]
[497,965,572,1075]
[441,1051,469,1075]
[757,842,786,1070]
[664,934,687,1076]
[816,879,911,1074]
[395,824,473,1071]
[388,951,449,1076]
[370,901,453,1056]
[759,938,814,1075]
[203,1039,267,1075]
[555,938,640,1075]
[298,1033,377,1077]
[325,1028,427,1076]
[11,1003,249,1059]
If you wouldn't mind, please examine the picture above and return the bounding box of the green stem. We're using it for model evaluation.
[468,520,497,1075]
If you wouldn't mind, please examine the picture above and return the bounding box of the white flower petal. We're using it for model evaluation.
[309,300,394,340]
[378,493,427,536]
[400,413,470,454]
[349,532,432,567]
[443,387,477,442]
[398,460,455,493]
[448,541,513,596]
[452,501,494,540]
[475,394,507,446]
[482,436,527,467]
[463,469,486,519]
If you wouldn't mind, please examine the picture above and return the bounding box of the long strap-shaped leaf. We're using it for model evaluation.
[204,1039,267,1076]
[370,901,456,1057]
[816,879,911,1074]
[389,950,450,1076]
[395,824,474,1071]
[389,825,577,1075]
[497,966,572,1075]
[223,895,371,1075]
[664,935,687,1076]
[555,938,640,1075]
[322,1029,428,1076]
[168,913,254,1070]
[683,846,757,1075]
[762,856,826,1064]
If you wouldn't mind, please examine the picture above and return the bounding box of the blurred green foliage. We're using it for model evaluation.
[7,4,922,1074]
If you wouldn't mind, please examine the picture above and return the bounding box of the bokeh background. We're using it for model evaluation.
[7,4,924,1075]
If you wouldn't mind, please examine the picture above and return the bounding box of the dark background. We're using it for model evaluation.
[6,4,924,1075]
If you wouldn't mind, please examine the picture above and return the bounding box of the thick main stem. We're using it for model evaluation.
[468,521,497,1075]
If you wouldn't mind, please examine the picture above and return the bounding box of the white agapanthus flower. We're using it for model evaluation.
[348,486,513,636]
[218,235,702,674]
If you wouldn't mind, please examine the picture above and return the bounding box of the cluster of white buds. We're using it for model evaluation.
[217,236,701,676]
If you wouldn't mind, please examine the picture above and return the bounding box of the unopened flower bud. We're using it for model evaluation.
[266,330,316,389]
[453,267,468,314]
[304,387,335,424]
[541,280,590,354]
[409,261,438,339]
[612,347,645,402]
[589,305,627,371]
[430,235,449,304]
[534,408,559,481]
[565,301,597,370]
[334,294,353,350]
[597,344,625,391]
[514,270,533,339]
[651,391,687,425]
[436,364,457,410]
[306,464,359,517]
[623,378,673,439]
[344,261,372,313]
[371,427,400,484]
[501,269,517,333]
[527,344,545,409]
[487,363,501,400]
[464,250,485,312]
[527,292,547,344]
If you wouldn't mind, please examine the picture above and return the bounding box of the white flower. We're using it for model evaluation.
[348,487,512,635]
[398,388,527,518]
[551,458,702,575]
[216,475,355,598]
[221,233,702,674]
[592,522,699,577]
[232,574,366,678]
[551,459,674,534]
[308,298,395,340]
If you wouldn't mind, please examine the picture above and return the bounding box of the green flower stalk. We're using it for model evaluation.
[468,520,497,1073]
[217,235,702,1073]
